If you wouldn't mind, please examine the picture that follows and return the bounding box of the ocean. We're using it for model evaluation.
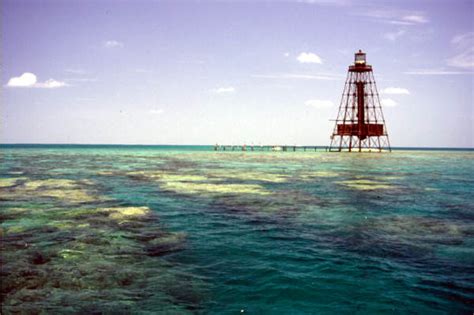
[1,145,473,314]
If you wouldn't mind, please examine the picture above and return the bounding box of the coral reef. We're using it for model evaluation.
[0,177,205,313]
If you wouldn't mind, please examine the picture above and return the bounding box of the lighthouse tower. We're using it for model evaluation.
[329,50,391,152]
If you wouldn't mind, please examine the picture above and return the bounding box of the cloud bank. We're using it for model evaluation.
[6,73,67,89]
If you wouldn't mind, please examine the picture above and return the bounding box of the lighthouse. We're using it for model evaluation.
[329,50,391,152]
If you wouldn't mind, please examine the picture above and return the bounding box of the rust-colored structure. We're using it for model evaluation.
[329,50,391,152]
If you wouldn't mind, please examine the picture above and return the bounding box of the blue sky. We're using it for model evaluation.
[2,0,473,147]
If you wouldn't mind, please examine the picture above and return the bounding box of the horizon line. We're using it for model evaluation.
[0,143,473,150]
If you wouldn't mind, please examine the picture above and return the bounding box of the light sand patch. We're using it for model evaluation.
[125,170,274,195]
[47,220,90,230]
[209,170,287,183]
[127,169,283,184]
[59,248,84,260]
[300,171,339,179]
[38,189,98,203]
[379,176,404,181]
[102,206,151,220]
[337,179,393,190]
[4,178,104,204]
[126,171,207,182]
[159,174,208,182]
[24,179,81,190]
[0,177,27,188]
[162,182,270,195]
[96,171,117,176]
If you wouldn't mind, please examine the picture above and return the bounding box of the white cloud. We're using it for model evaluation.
[305,99,334,108]
[381,98,397,107]
[381,87,410,95]
[384,29,406,41]
[104,40,124,48]
[36,79,67,89]
[401,15,428,24]
[448,32,474,70]
[7,72,37,87]
[357,9,428,26]
[448,51,474,69]
[361,10,394,20]
[388,20,416,26]
[452,32,474,46]
[251,73,339,80]
[65,78,98,83]
[297,52,323,64]
[6,72,67,89]
[213,87,235,94]
[284,52,290,57]
[149,109,164,115]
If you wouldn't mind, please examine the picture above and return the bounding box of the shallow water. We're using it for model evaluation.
[1,145,473,314]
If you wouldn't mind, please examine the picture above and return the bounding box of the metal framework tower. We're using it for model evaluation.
[329,50,391,152]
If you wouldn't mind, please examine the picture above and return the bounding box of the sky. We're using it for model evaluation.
[1,0,473,147]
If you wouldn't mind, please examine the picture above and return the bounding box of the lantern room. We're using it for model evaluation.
[354,50,366,65]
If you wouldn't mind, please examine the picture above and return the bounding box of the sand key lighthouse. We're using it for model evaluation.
[329,50,391,152]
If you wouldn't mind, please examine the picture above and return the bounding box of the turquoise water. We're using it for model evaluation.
[1,145,473,314]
